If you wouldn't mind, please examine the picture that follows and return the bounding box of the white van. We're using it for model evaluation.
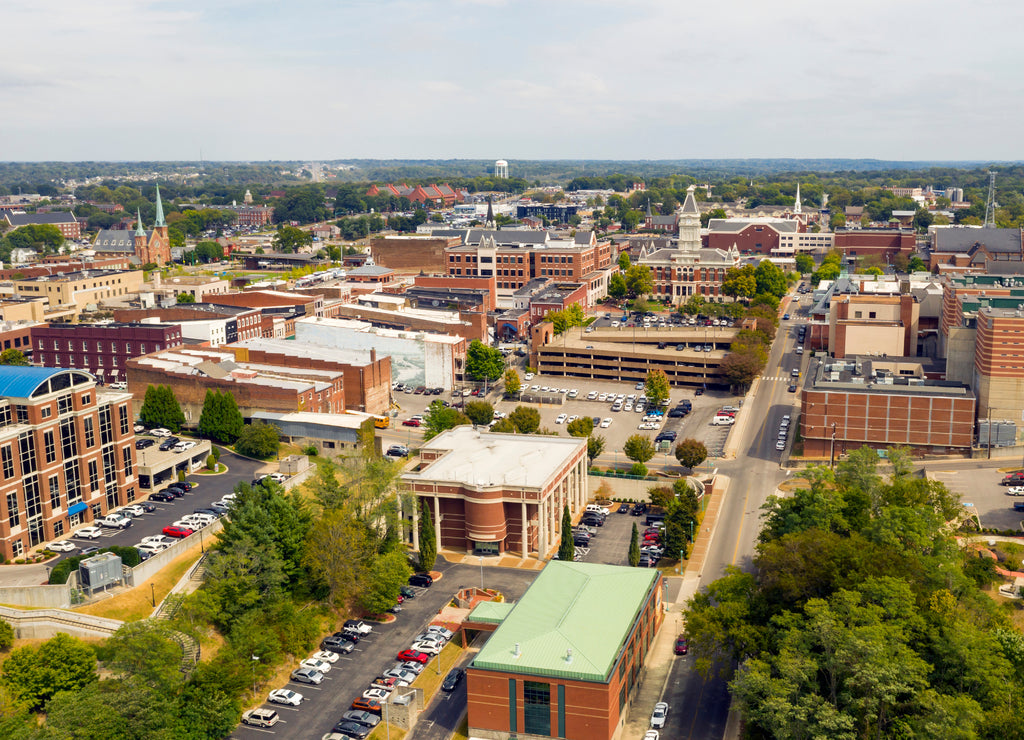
[711,415,735,426]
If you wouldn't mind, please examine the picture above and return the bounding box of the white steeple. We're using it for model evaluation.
[677,185,701,253]
[794,183,802,214]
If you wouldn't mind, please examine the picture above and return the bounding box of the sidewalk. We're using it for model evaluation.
[439,550,547,571]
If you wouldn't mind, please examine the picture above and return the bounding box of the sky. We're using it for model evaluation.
[3,0,1023,162]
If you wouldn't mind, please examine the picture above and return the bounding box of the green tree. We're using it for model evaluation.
[794,253,815,274]
[722,264,757,299]
[508,405,541,434]
[644,369,670,406]
[567,417,594,437]
[674,438,708,469]
[503,368,521,396]
[559,505,575,562]
[193,240,224,263]
[490,417,516,433]
[272,224,313,252]
[175,292,195,304]
[138,384,185,432]
[465,340,505,381]
[632,296,649,314]
[721,342,768,389]
[304,510,373,607]
[359,550,412,614]
[197,389,244,444]
[682,294,705,315]
[587,435,605,463]
[624,434,656,465]
[618,251,631,271]
[464,400,494,426]
[104,622,184,693]
[608,272,627,298]
[624,264,653,297]
[0,618,12,650]
[545,304,586,334]
[0,349,28,366]
[418,499,436,572]
[628,523,641,567]
[754,259,788,297]
[234,421,280,459]
[423,399,471,440]
[2,633,97,711]
[908,255,927,272]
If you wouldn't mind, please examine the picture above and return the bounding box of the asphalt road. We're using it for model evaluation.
[230,561,539,740]
[413,656,471,740]
[60,447,262,561]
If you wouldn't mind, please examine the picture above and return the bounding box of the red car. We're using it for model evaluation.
[397,649,430,664]
[350,697,382,714]
[674,635,689,655]
[163,525,194,538]
[402,419,421,427]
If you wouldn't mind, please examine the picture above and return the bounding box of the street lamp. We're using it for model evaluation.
[829,422,837,468]
[478,554,485,591]
[251,655,259,697]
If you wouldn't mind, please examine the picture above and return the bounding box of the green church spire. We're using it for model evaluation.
[154,185,166,227]
[134,208,145,237]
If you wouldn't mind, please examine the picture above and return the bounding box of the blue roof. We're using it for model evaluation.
[0,367,77,399]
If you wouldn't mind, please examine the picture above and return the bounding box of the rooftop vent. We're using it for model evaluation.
[513,643,521,658]
[565,649,573,664]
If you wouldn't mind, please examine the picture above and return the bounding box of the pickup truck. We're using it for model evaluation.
[98,513,132,529]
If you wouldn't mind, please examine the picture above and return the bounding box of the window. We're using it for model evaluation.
[43,430,56,463]
[24,475,41,519]
[99,407,112,445]
[508,680,518,734]
[19,433,36,474]
[0,445,12,479]
[88,460,99,490]
[83,417,95,448]
[523,681,551,735]
[64,460,81,505]
[15,405,27,424]
[122,446,133,477]
[7,491,20,528]
[105,481,118,510]
[58,394,73,415]
[48,475,60,510]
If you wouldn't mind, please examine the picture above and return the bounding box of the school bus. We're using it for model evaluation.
[373,415,390,429]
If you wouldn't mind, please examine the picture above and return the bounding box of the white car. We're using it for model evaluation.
[133,424,146,433]
[598,393,608,402]
[48,540,77,552]
[587,391,598,400]
[268,689,304,706]
[299,657,333,673]
[141,535,174,546]
[410,640,442,655]
[776,440,786,451]
[650,701,669,729]
[136,543,167,557]
[1007,486,1024,496]
[172,519,205,530]
[567,390,578,398]
[600,418,612,428]
[567,415,579,424]
[555,414,568,424]
[150,428,172,437]
[311,650,340,664]
[363,687,392,701]
[524,373,534,380]
[122,504,147,517]
[426,625,454,641]
[75,526,103,539]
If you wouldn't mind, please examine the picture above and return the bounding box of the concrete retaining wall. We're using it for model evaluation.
[125,519,223,587]
[588,474,705,502]
[0,605,122,640]
[0,582,72,609]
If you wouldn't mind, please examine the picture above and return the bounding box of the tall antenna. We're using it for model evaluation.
[984,170,997,227]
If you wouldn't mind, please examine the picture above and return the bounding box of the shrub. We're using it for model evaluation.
[206,454,218,471]
[629,463,648,477]
[302,444,319,457]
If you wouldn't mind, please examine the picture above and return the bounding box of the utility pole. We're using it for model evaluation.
[829,422,837,468]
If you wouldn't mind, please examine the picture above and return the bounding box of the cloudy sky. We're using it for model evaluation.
[3,0,1022,161]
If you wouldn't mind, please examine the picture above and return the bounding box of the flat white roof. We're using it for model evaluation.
[403,426,584,489]
[231,338,377,365]
[298,316,464,344]
[255,411,368,430]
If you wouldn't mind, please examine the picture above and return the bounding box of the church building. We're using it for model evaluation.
[93,186,172,266]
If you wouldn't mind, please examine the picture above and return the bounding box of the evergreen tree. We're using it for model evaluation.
[197,390,244,444]
[628,523,641,567]
[138,384,185,432]
[559,505,575,562]
[418,499,436,572]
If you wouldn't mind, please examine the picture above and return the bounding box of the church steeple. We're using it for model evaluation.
[154,185,166,227]
[645,198,653,218]
[794,183,802,214]
[485,195,495,229]
[134,208,145,237]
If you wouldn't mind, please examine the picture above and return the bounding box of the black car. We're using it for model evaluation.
[319,636,355,654]
[165,484,186,497]
[399,585,415,599]
[631,503,648,516]
[617,504,631,514]
[331,720,371,739]
[135,439,155,450]
[158,437,180,451]
[192,508,220,518]
[581,516,604,527]
[441,667,465,692]
[655,431,677,443]
[409,573,434,588]
[149,491,176,503]
[137,502,157,513]
[174,481,193,491]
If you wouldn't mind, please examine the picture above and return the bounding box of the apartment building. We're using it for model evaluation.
[3,212,81,240]
[0,367,138,560]
[12,270,144,319]
[32,323,183,384]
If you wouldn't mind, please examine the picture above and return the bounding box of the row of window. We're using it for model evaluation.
[37,339,168,354]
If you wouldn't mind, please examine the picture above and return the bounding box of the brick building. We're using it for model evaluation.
[467,561,664,740]
[827,294,919,359]
[705,218,834,255]
[832,228,917,262]
[332,293,489,343]
[929,227,1023,273]
[112,304,262,347]
[0,321,41,360]
[0,367,138,560]
[3,212,81,240]
[12,270,144,320]
[92,187,171,266]
[800,358,975,458]
[410,274,496,312]
[402,427,588,557]
[370,234,462,273]
[225,205,274,227]
[32,323,183,384]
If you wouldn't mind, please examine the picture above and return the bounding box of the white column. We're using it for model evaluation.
[538,499,547,554]
[521,501,529,558]
[433,495,442,551]
[411,495,420,551]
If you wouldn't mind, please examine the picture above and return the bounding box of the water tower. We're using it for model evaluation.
[494,160,509,179]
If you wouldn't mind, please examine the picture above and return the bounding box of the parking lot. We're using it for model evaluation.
[930,466,1024,531]
[231,561,540,739]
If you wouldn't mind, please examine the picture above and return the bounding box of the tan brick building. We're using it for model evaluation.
[13,269,144,319]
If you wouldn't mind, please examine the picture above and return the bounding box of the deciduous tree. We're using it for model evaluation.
[508,405,541,434]
[674,438,708,469]
[234,421,280,459]
[2,633,97,711]
[503,368,521,396]
[566,417,594,437]
[644,369,670,406]
[624,434,656,464]
[423,400,471,440]
[0,348,28,366]
[587,435,605,462]
[465,340,504,381]
[464,400,494,427]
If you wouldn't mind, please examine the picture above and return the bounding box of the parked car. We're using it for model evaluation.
[162,525,194,538]
[384,667,419,684]
[402,418,421,427]
[135,438,155,450]
[150,428,172,437]
[135,542,167,557]
[341,710,382,729]
[159,437,180,451]
[408,573,433,587]
[674,635,689,655]
[319,636,355,655]
[350,697,383,714]
[241,708,280,728]
[442,667,465,691]
[399,585,416,599]
[290,666,324,684]
[426,625,454,641]
[47,540,76,552]
[311,650,340,664]
[397,649,430,664]
[362,687,392,702]
[98,513,132,529]
[149,491,176,503]
[650,701,669,729]
[268,688,303,706]
[344,619,373,635]
[332,720,372,739]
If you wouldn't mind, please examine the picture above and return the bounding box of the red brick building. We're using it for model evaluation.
[32,323,183,384]
[3,212,81,240]
[0,368,138,560]
[832,228,916,262]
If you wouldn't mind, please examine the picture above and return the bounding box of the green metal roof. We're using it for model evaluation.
[470,561,657,683]
[468,601,515,625]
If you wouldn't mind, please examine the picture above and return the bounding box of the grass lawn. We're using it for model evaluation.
[73,541,205,623]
